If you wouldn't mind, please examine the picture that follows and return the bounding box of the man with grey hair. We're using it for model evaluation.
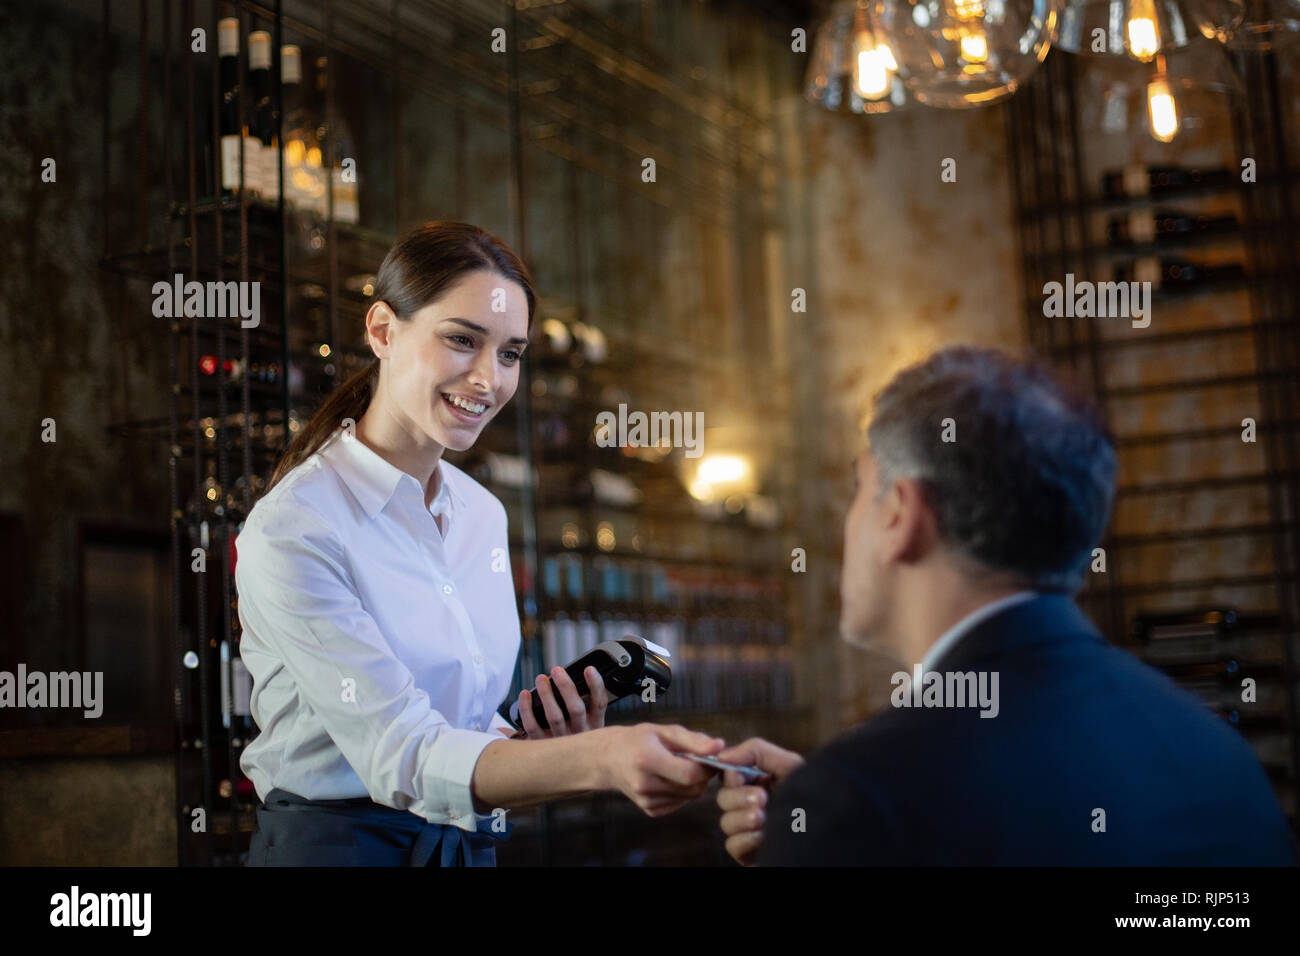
[715,346,1295,865]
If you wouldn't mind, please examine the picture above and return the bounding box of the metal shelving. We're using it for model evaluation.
[100,0,802,867]
[1007,46,1300,825]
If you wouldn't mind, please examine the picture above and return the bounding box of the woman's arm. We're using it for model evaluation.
[469,722,728,818]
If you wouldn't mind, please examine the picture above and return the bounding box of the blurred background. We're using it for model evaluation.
[0,0,1297,865]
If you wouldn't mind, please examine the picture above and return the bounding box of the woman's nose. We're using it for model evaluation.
[468,352,498,392]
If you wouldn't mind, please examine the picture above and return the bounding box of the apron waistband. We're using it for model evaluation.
[259,787,512,866]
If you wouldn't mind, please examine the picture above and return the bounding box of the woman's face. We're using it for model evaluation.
[374,268,530,453]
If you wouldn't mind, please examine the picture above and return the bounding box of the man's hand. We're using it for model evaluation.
[513,665,609,738]
[715,737,805,866]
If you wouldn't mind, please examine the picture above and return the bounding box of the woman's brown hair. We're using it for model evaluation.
[264,221,536,496]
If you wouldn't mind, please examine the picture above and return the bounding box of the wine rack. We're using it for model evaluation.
[1007,47,1300,828]
[101,0,804,867]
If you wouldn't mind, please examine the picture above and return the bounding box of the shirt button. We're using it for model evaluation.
[442,584,454,595]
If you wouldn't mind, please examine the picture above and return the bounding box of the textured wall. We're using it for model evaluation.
[0,756,175,865]
[774,93,1025,736]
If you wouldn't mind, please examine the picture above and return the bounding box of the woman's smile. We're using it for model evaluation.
[440,390,490,424]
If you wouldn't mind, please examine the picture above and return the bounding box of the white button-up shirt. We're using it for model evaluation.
[235,426,521,832]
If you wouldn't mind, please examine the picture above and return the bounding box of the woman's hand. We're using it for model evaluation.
[513,665,609,738]
[594,723,726,817]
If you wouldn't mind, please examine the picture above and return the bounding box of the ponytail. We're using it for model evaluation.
[265,359,379,496]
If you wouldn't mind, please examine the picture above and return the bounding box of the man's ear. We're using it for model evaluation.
[882,476,937,564]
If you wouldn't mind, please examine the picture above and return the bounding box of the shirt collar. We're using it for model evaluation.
[318,428,464,520]
[918,590,1039,674]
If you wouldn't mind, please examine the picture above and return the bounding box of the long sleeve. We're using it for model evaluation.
[757,759,908,865]
[488,709,516,735]
[235,494,503,831]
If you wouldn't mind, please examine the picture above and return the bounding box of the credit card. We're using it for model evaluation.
[675,752,772,783]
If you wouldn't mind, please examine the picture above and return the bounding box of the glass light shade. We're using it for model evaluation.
[1221,0,1300,48]
[806,0,912,113]
[1087,40,1242,146]
[873,0,1061,109]
[1055,0,1244,58]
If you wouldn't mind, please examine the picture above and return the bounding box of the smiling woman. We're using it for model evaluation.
[265,220,537,493]
[236,221,725,866]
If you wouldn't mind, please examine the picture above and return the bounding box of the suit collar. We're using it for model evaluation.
[318,428,464,520]
[927,592,1105,673]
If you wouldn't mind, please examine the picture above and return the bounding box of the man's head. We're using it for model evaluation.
[839,346,1116,652]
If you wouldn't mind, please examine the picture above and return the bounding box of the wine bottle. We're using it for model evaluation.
[218,18,261,196]
[218,18,242,196]
[1101,163,1231,200]
[248,30,278,203]
[219,639,253,741]
[281,45,325,214]
[1113,256,1245,289]
[314,55,359,223]
[1106,208,1237,245]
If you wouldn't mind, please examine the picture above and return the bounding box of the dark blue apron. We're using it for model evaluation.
[247,787,513,866]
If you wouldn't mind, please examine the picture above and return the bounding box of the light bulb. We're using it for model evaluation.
[1127,0,1161,60]
[853,28,895,99]
[951,0,987,20]
[856,46,893,97]
[960,28,990,62]
[878,42,898,72]
[1147,75,1179,141]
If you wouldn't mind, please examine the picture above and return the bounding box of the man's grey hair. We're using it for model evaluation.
[866,346,1117,593]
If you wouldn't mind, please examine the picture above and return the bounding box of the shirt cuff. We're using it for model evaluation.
[426,727,509,831]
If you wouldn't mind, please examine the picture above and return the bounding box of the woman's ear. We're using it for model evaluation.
[365,300,397,358]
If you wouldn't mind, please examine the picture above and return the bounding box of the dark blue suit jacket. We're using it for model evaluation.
[758,593,1297,865]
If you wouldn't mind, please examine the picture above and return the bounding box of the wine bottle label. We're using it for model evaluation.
[233,659,252,716]
[1129,209,1156,244]
[260,145,279,201]
[1135,256,1161,286]
[1123,163,1148,197]
[243,133,262,194]
[542,619,560,671]
[576,618,598,660]
[220,134,241,190]
[331,168,359,223]
[560,617,580,664]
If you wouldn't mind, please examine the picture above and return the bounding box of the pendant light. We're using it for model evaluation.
[806,0,912,114]
[873,0,1060,108]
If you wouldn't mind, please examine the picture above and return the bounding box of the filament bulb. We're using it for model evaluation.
[1147,75,1179,142]
[1127,0,1161,60]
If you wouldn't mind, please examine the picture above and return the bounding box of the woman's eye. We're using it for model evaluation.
[448,334,473,347]
[502,350,522,363]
